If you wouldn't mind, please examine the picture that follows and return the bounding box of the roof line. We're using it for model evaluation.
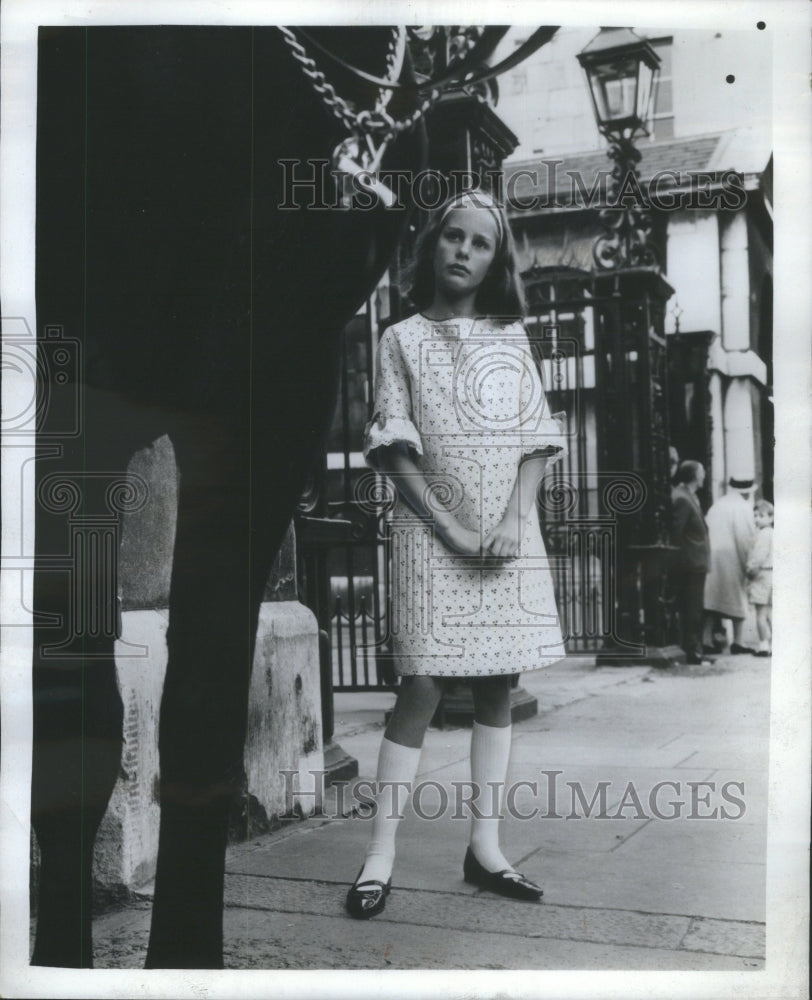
[504,130,735,171]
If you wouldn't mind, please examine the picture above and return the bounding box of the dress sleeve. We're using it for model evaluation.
[517,325,567,468]
[363,325,424,467]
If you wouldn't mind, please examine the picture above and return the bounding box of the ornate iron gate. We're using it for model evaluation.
[297,291,397,693]
[523,265,614,652]
[523,263,678,656]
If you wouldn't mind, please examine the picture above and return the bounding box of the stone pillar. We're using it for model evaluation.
[243,602,324,823]
[708,370,727,499]
[720,212,751,352]
[722,380,757,483]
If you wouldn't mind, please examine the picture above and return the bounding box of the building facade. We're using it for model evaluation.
[497,26,773,502]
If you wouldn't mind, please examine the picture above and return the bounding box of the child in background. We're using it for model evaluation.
[746,499,774,657]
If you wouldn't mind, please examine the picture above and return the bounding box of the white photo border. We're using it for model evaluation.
[1,1,809,997]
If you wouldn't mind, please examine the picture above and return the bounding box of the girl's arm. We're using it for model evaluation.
[484,453,551,558]
[375,444,482,556]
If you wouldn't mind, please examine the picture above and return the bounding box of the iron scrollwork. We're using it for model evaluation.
[407,26,487,81]
[593,134,658,271]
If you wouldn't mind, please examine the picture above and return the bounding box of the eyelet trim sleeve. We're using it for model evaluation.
[363,413,424,466]
[363,326,424,469]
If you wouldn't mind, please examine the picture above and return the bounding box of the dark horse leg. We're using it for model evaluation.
[31,28,140,965]
[31,386,154,967]
[146,329,343,968]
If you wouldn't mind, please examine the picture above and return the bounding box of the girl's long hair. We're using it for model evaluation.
[402,193,527,321]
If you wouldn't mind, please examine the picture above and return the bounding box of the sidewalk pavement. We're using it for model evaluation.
[92,652,770,970]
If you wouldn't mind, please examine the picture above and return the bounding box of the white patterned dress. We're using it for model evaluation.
[363,313,568,677]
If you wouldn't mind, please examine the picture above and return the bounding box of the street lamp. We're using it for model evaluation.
[577,28,661,270]
[574,28,681,664]
[578,27,660,139]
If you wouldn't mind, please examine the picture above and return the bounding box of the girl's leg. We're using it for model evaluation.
[468,675,514,872]
[384,674,446,749]
[356,675,444,886]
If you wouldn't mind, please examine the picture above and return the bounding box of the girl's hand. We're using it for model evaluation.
[483,515,522,559]
[440,520,482,556]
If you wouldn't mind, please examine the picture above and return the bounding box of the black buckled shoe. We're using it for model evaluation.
[463,847,543,902]
[345,868,392,919]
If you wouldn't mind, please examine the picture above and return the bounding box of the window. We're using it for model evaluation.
[648,37,674,140]
[511,36,529,94]
[512,67,528,94]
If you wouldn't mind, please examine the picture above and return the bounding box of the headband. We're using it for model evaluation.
[438,190,505,248]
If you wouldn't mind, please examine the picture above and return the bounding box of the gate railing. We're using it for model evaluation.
[524,266,608,652]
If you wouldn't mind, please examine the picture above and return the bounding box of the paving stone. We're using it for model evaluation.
[680,916,766,959]
[224,874,695,951]
[611,812,767,865]
[89,889,765,971]
[217,907,762,971]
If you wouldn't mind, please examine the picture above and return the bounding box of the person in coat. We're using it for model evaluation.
[703,477,757,653]
[670,461,711,664]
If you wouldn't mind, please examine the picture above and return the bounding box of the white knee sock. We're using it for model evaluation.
[357,737,422,885]
[469,721,514,873]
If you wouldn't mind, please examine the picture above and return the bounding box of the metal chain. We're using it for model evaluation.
[278,26,441,147]
[375,27,403,114]
[278,26,359,133]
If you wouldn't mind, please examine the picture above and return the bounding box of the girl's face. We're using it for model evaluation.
[433,206,500,301]
[754,508,773,529]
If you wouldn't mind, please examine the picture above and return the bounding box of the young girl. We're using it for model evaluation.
[746,499,774,657]
[346,190,567,919]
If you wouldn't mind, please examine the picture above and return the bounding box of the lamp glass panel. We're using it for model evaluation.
[636,63,656,122]
[592,57,639,123]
